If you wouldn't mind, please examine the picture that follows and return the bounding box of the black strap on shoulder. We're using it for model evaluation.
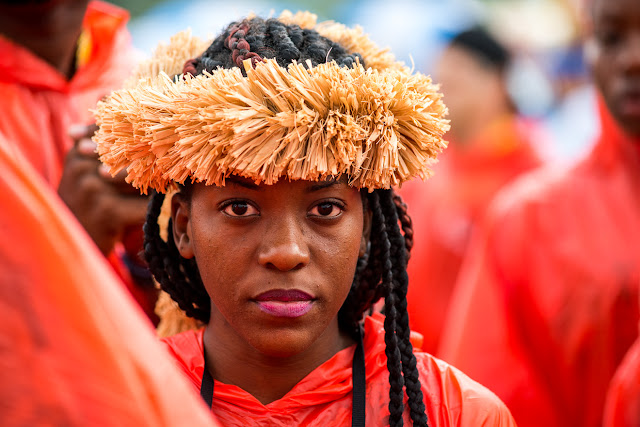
[200,329,366,427]
[200,350,214,409]
[352,324,366,427]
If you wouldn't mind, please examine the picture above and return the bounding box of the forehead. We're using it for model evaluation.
[193,175,358,196]
[592,0,640,21]
[220,175,349,189]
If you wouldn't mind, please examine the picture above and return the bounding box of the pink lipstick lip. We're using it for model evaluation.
[253,289,315,318]
[256,300,314,318]
[254,289,314,302]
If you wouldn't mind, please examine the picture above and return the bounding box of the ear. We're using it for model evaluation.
[171,192,194,259]
[359,195,373,258]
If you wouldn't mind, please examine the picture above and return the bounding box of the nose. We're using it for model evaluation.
[258,215,310,271]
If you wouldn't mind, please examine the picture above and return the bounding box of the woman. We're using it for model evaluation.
[94,11,515,426]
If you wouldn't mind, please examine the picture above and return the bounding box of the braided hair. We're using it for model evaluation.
[144,17,428,427]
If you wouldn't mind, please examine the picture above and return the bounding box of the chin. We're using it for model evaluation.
[614,113,640,138]
[248,328,317,358]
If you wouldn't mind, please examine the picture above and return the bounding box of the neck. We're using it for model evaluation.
[598,96,640,146]
[203,317,354,405]
[0,1,90,79]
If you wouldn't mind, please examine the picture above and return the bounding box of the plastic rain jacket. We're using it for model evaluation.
[0,137,219,427]
[0,0,135,187]
[399,115,541,353]
[161,314,516,426]
[439,99,640,427]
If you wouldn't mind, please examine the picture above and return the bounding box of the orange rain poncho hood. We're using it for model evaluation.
[161,314,516,426]
[439,98,640,427]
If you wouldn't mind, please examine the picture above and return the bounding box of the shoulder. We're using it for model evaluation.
[415,352,517,426]
[485,158,597,231]
[473,162,592,268]
[160,328,205,389]
[363,315,515,426]
[487,165,571,223]
[161,326,202,348]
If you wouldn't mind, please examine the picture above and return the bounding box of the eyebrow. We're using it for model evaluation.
[309,179,340,192]
[226,177,262,190]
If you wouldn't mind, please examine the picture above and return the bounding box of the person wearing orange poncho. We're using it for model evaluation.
[400,27,541,353]
[0,0,156,323]
[0,135,220,427]
[0,0,133,185]
[93,12,516,426]
[162,314,512,426]
[439,0,640,426]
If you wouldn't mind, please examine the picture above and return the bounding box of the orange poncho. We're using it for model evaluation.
[161,315,516,426]
[439,99,640,427]
[400,115,541,353]
[0,137,219,426]
[0,0,135,187]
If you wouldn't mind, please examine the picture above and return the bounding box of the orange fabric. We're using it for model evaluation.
[0,1,135,187]
[400,115,541,353]
[439,98,640,427]
[603,336,640,427]
[161,314,516,426]
[0,136,219,426]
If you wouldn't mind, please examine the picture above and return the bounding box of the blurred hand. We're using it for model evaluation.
[58,124,149,257]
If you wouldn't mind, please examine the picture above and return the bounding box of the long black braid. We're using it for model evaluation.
[144,17,428,427]
[143,190,210,321]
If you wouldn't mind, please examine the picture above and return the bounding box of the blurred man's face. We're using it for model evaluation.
[589,0,640,136]
[435,45,505,143]
[0,0,51,4]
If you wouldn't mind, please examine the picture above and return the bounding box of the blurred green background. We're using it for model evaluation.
[110,0,346,17]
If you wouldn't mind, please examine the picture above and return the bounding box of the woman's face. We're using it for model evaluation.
[172,177,369,357]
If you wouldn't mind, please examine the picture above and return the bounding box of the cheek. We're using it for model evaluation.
[189,215,252,298]
[588,44,618,101]
[592,59,611,95]
[314,216,364,294]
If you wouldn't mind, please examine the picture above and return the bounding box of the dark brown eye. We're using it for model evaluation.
[222,201,258,217]
[596,27,623,48]
[309,202,342,218]
[232,203,248,215]
[317,203,334,216]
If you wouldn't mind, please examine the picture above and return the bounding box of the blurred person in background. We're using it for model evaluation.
[400,27,541,353]
[439,0,640,425]
[0,0,157,323]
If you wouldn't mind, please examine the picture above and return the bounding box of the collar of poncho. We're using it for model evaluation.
[93,11,449,194]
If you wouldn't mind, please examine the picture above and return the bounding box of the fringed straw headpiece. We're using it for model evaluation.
[94,11,449,194]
